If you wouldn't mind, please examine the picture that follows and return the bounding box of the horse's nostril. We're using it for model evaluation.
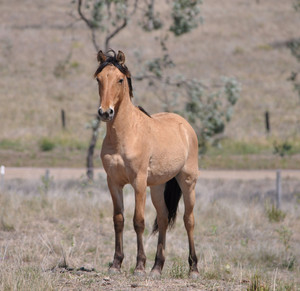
[98,107,114,120]
[109,108,114,116]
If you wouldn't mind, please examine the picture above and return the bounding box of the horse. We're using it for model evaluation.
[95,49,199,278]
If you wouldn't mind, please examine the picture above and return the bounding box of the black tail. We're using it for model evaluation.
[152,177,182,234]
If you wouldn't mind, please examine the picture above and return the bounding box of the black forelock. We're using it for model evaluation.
[94,50,133,98]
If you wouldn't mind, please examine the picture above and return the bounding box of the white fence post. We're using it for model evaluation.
[45,169,50,182]
[276,169,282,209]
[0,165,5,189]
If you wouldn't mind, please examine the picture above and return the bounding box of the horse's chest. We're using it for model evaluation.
[102,152,126,175]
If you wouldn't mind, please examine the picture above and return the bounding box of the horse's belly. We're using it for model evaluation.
[146,154,185,186]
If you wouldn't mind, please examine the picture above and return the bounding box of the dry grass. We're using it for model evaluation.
[1,174,299,290]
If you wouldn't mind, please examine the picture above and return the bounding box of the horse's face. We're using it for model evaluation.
[96,66,126,121]
[95,50,129,122]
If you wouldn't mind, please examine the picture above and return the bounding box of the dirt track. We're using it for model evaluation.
[2,167,300,181]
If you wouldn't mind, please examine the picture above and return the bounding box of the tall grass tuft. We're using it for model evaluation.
[265,203,286,222]
[168,259,188,279]
[247,273,270,291]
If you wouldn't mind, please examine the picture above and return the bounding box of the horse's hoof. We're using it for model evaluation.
[149,269,161,280]
[108,267,121,275]
[189,271,199,280]
[133,269,146,277]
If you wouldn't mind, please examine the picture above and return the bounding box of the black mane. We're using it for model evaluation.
[137,106,151,118]
[94,49,133,98]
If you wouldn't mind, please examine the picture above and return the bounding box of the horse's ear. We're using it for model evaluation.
[97,50,107,64]
[116,50,125,65]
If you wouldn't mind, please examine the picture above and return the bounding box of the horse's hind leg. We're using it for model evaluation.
[149,184,168,278]
[176,171,199,278]
[107,177,124,273]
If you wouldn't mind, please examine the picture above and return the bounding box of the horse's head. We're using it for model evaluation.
[94,49,133,122]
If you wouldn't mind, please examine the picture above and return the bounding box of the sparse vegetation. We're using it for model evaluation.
[39,138,56,152]
[276,226,293,253]
[1,137,300,168]
[265,203,286,222]
[287,0,300,99]
[273,141,293,157]
[168,259,188,279]
[0,216,15,232]
[247,273,271,291]
[0,139,22,151]
[182,77,241,153]
[0,176,299,290]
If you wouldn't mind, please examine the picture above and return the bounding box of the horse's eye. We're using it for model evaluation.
[96,78,100,84]
[118,79,124,84]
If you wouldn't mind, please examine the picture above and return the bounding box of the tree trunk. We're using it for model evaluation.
[86,117,100,181]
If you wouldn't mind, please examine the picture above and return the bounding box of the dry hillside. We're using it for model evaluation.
[0,0,300,145]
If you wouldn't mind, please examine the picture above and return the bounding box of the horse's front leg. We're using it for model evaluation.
[149,184,168,278]
[107,176,124,273]
[132,176,147,275]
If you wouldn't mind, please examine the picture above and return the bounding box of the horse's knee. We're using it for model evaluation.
[113,213,124,232]
[133,217,145,233]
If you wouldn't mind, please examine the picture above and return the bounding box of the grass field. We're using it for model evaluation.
[1,135,300,169]
[1,175,299,290]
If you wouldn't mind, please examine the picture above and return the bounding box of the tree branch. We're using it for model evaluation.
[131,0,139,15]
[105,18,127,51]
[77,0,99,51]
[77,0,93,28]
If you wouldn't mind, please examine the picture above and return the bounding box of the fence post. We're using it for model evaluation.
[265,111,270,133]
[276,169,282,209]
[45,169,50,181]
[0,165,5,189]
[61,109,66,129]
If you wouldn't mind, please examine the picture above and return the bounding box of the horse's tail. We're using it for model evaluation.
[152,177,182,234]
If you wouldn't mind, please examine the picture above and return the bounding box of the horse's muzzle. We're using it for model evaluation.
[98,107,114,121]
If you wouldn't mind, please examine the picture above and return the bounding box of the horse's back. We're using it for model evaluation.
[151,112,198,150]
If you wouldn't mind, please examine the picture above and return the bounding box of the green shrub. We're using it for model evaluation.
[39,138,55,152]
[273,141,292,157]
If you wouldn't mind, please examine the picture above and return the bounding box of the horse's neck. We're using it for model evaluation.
[105,98,137,146]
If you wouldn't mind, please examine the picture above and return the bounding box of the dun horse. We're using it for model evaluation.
[95,49,199,278]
